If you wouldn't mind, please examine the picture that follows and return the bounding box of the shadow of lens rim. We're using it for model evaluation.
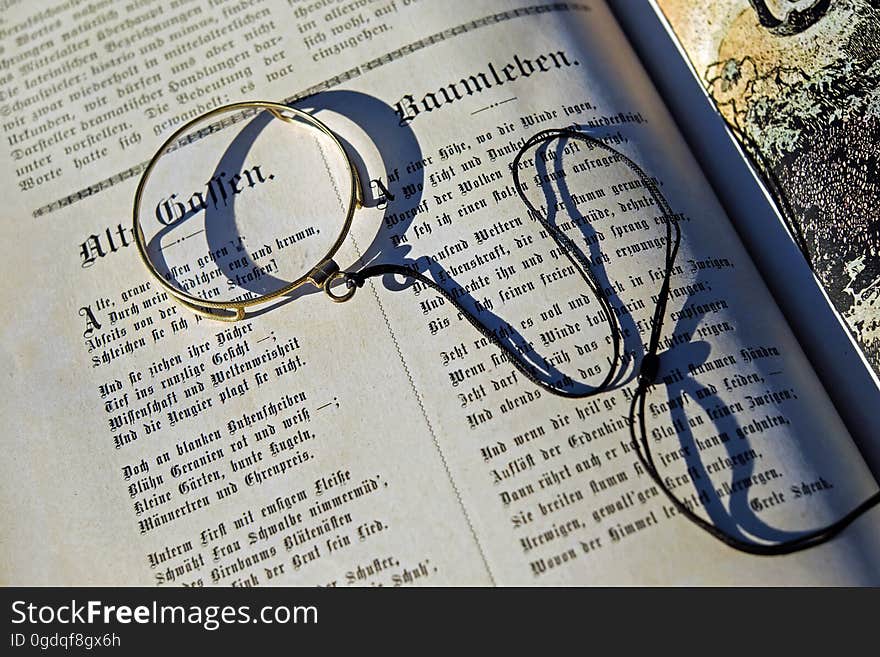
[132,100,364,321]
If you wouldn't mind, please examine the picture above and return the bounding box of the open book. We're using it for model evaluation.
[1,0,879,585]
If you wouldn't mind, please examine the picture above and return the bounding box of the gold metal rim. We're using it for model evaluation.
[132,101,364,322]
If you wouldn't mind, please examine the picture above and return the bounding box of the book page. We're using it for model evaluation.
[1,0,878,585]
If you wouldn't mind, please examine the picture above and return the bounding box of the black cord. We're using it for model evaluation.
[347,127,880,555]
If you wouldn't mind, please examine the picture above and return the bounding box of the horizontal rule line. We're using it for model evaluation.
[472,96,518,115]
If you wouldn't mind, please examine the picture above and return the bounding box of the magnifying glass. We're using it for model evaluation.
[132,101,365,322]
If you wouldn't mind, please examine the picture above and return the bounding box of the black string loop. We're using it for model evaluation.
[349,127,879,556]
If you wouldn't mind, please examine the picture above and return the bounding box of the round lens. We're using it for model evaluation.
[134,104,356,309]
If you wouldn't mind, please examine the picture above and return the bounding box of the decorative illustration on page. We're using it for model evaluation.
[654,0,880,374]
